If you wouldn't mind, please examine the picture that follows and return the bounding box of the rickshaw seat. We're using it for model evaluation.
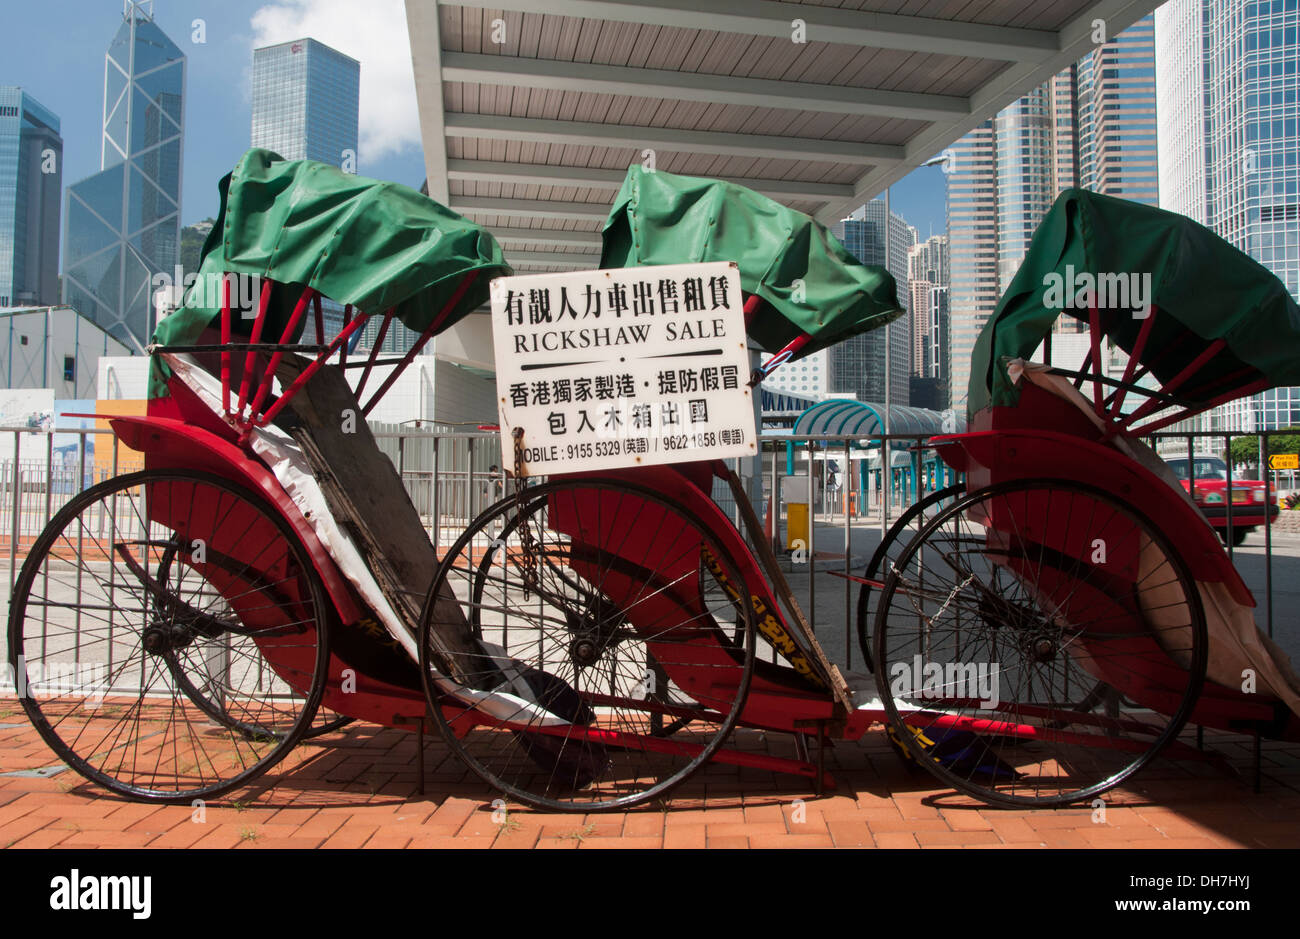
[270,354,441,629]
[940,370,1255,607]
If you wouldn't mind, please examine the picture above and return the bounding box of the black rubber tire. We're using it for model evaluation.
[872,477,1208,809]
[419,478,756,812]
[1223,527,1250,548]
[8,469,330,803]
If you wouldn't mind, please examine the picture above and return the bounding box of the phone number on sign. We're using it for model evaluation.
[520,428,745,464]
[662,431,733,450]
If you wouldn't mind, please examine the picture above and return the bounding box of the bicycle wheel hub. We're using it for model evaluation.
[569,635,600,667]
[142,622,194,655]
[1030,635,1057,662]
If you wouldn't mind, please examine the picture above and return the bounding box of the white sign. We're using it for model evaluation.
[490,261,757,475]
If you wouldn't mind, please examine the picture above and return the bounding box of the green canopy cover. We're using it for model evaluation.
[601,166,902,359]
[969,187,1300,416]
[150,148,510,396]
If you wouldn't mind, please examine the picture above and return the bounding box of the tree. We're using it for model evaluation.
[1225,427,1300,465]
[180,218,217,275]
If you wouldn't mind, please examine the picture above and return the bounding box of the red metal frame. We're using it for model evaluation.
[111,273,486,729]
[1063,304,1269,437]
[101,274,1294,800]
[164,271,482,442]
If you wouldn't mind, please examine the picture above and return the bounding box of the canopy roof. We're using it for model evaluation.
[601,166,902,359]
[791,398,960,442]
[410,1,1164,274]
[969,188,1300,416]
[153,148,511,355]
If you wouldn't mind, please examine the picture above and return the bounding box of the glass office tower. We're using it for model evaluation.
[0,87,62,307]
[832,202,914,406]
[251,38,360,165]
[63,0,184,351]
[946,15,1158,412]
[907,234,949,391]
[252,38,369,348]
[1158,0,1300,433]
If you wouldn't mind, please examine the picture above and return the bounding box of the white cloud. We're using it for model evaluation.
[250,0,420,163]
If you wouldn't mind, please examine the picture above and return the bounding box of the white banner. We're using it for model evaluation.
[490,261,757,475]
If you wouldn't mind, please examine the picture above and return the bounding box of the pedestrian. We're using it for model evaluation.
[826,464,842,514]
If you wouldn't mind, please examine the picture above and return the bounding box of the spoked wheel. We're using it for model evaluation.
[156,539,352,741]
[419,478,757,812]
[8,469,330,802]
[856,484,963,672]
[873,478,1207,808]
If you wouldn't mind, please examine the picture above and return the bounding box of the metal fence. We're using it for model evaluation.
[1,425,1295,676]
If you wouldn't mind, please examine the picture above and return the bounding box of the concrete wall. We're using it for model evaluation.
[2,306,129,399]
[97,355,150,399]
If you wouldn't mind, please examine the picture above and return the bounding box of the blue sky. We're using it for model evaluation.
[10,0,428,224]
[884,166,948,242]
[9,0,947,237]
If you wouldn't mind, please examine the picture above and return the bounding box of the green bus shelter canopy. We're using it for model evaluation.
[600,166,902,360]
[791,398,961,440]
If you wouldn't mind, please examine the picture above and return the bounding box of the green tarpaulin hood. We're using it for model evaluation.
[970,187,1300,417]
[150,148,510,396]
[600,166,902,358]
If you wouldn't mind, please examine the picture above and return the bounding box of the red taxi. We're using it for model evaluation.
[1165,456,1278,547]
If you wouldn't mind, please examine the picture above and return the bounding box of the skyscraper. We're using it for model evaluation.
[946,15,1159,412]
[1157,0,1300,434]
[831,201,913,405]
[251,39,367,348]
[63,0,184,351]
[907,234,949,380]
[0,88,61,308]
[251,38,360,166]
[993,83,1065,291]
[946,121,999,411]
[1079,15,1159,203]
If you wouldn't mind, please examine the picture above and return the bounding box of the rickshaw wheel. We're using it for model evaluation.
[420,478,757,812]
[156,541,353,741]
[856,483,963,673]
[873,478,1208,809]
[8,469,330,803]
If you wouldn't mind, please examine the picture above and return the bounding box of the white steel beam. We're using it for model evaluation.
[442,52,969,122]
[490,226,604,249]
[449,196,611,221]
[443,113,903,165]
[448,159,853,201]
[439,0,1059,63]
[815,0,1164,224]
[506,250,602,267]
[405,0,450,203]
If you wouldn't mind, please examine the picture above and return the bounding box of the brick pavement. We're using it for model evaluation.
[2,711,1299,849]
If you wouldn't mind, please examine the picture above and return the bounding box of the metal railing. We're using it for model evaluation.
[1,424,1295,681]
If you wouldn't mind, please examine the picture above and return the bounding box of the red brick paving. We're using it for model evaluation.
[3,708,1300,849]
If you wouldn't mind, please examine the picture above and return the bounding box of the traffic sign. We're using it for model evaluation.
[1268,453,1299,471]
